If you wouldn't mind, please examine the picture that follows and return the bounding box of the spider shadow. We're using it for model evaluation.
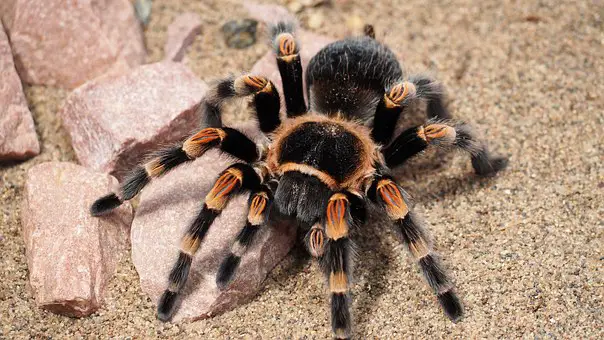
[262,214,314,287]
[352,135,506,333]
[352,208,398,335]
[392,102,507,204]
[392,149,506,205]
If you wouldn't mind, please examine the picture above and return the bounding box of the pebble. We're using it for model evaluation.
[221,19,258,49]
[134,0,153,26]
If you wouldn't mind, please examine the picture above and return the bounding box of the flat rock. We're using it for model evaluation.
[164,12,202,62]
[0,22,39,161]
[59,62,207,179]
[21,162,132,317]
[131,147,297,322]
[0,0,146,89]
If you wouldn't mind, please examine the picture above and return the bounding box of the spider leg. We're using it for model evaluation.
[373,75,453,139]
[203,74,281,134]
[382,120,508,176]
[371,80,416,145]
[371,74,507,175]
[372,76,452,145]
[271,22,307,117]
[90,126,260,216]
[157,163,261,321]
[303,192,366,340]
[367,175,463,322]
[408,74,452,120]
[216,185,272,288]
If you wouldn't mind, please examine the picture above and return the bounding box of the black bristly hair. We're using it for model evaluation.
[89,20,507,339]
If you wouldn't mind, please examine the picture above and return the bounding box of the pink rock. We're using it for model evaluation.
[131,147,297,321]
[59,62,207,180]
[243,2,297,27]
[0,0,146,89]
[0,22,39,161]
[21,162,132,317]
[164,12,202,62]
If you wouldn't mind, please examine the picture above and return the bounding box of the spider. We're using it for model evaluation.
[90,22,507,339]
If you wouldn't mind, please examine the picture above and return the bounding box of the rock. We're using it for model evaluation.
[250,31,333,110]
[221,19,258,49]
[131,147,297,321]
[134,0,153,27]
[0,22,39,161]
[0,0,146,89]
[21,162,132,317]
[164,12,202,62]
[243,2,297,26]
[59,62,207,180]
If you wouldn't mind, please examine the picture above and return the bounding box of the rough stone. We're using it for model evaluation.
[0,0,146,89]
[131,146,297,321]
[164,12,202,62]
[221,19,258,49]
[59,62,207,179]
[21,162,132,317]
[0,22,39,161]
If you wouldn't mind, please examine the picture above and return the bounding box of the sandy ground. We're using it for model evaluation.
[1,0,603,338]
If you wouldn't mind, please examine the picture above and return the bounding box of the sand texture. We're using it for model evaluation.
[1,0,602,338]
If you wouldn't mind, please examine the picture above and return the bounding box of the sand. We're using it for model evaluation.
[1,0,602,338]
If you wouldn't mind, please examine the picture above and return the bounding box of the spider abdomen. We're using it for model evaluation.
[306,37,403,122]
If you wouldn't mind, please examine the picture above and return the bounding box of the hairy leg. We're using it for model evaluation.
[368,175,463,321]
[216,186,272,288]
[157,163,261,320]
[90,127,260,216]
[203,74,281,133]
[271,22,307,117]
[383,120,508,176]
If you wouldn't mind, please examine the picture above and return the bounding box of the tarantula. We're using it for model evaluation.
[90,22,507,338]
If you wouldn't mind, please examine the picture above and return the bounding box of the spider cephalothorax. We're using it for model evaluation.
[90,21,507,339]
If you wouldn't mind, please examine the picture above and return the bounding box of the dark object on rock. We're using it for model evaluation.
[221,19,258,49]
[21,162,132,317]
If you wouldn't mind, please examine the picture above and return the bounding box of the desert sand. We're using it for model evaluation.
[1,0,602,338]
